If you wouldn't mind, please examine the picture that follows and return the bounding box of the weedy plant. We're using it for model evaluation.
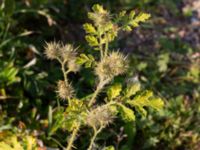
[136,95,200,150]
[45,4,164,150]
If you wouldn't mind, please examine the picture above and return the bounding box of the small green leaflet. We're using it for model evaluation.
[76,54,95,68]
[127,90,164,117]
[104,146,115,150]
[124,82,141,98]
[107,83,122,100]
[85,35,99,47]
[83,23,96,34]
[117,104,135,122]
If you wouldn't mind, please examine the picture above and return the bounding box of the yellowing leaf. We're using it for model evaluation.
[76,54,95,68]
[135,106,147,117]
[76,54,88,64]
[137,13,151,22]
[92,4,105,13]
[102,23,113,32]
[85,35,98,47]
[129,10,136,19]
[128,91,153,107]
[127,90,164,117]
[149,97,164,111]
[107,32,117,42]
[131,13,151,27]
[117,104,135,122]
[124,82,141,98]
[118,11,150,32]
[83,23,96,34]
[64,99,87,131]
[107,83,122,100]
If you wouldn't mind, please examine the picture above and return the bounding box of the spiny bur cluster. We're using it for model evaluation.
[44,41,79,73]
[44,41,61,60]
[86,105,115,130]
[95,52,128,81]
[44,4,164,150]
[56,80,74,100]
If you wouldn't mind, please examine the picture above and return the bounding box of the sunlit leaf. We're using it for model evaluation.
[117,104,135,122]
[107,83,122,100]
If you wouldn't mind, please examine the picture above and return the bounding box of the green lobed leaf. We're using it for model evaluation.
[85,35,99,47]
[64,99,87,131]
[120,11,151,31]
[92,4,105,13]
[76,54,88,64]
[124,82,141,98]
[117,104,135,122]
[128,90,153,107]
[126,90,164,117]
[83,23,96,34]
[135,106,147,118]
[49,107,65,135]
[130,13,151,27]
[107,83,122,100]
[149,97,164,111]
[76,54,95,68]
[129,10,136,19]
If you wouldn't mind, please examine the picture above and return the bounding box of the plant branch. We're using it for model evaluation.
[89,83,102,107]
[89,79,110,107]
[87,125,104,150]
[57,58,70,84]
[48,137,65,149]
[61,62,68,84]
[66,124,80,150]
[97,30,104,60]
[104,34,109,57]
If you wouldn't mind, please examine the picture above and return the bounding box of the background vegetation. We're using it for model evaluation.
[0,0,199,150]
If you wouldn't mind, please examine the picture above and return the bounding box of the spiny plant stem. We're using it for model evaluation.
[87,131,97,150]
[89,83,102,107]
[98,33,104,59]
[57,58,69,84]
[61,62,68,84]
[104,35,109,57]
[89,79,110,107]
[66,125,80,150]
[87,126,103,150]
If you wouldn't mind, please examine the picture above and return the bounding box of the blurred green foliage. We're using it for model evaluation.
[0,0,199,149]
